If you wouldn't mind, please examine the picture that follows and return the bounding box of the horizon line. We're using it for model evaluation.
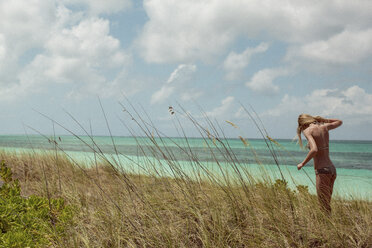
[0,134,371,142]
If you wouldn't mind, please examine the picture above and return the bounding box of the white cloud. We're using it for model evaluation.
[223,43,269,80]
[0,0,57,87]
[27,18,129,97]
[0,13,131,101]
[0,0,56,51]
[61,0,132,15]
[0,2,135,101]
[151,64,197,104]
[138,0,372,63]
[0,34,6,60]
[246,68,289,95]
[151,86,176,105]
[287,28,372,65]
[45,17,128,75]
[0,34,8,79]
[181,89,203,101]
[206,96,235,118]
[167,64,197,84]
[265,85,372,124]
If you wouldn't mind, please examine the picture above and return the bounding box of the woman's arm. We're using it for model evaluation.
[297,131,318,170]
[324,118,343,130]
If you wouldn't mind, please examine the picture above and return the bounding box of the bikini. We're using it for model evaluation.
[314,146,337,175]
[315,166,336,175]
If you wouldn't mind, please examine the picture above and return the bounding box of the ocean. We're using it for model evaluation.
[0,135,371,200]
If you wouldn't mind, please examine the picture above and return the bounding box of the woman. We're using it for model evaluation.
[296,114,342,213]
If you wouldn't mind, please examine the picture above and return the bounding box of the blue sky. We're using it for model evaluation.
[0,0,372,140]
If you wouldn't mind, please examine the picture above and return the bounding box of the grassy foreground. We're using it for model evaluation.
[0,149,370,248]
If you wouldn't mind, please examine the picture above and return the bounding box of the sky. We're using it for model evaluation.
[0,0,372,140]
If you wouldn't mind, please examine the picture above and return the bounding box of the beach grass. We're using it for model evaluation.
[0,105,371,247]
[0,149,370,248]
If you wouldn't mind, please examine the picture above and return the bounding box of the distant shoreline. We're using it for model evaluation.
[0,134,372,142]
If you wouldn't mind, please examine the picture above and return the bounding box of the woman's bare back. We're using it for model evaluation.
[304,124,334,169]
[297,116,342,171]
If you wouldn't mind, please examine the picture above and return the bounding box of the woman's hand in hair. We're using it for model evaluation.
[324,118,343,130]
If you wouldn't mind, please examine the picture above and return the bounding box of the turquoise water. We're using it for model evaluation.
[0,135,371,200]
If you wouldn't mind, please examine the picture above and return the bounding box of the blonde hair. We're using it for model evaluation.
[297,114,327,148]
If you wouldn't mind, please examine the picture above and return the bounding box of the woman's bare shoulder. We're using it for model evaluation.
[303,127,313,136]
[317,124,329,133]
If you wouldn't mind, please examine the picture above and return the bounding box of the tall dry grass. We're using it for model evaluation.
[1,150,371,247]
[1,104,371,247]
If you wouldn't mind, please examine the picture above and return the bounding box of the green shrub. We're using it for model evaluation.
[0,161,74,248]
[273,179,288,190]
[296,184,309,195]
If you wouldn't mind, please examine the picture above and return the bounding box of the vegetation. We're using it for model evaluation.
[0,106,370,247]
[0,150,370,248]
[0,161,74,247]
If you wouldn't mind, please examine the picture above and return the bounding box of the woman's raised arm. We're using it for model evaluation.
[324,118,343,130]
